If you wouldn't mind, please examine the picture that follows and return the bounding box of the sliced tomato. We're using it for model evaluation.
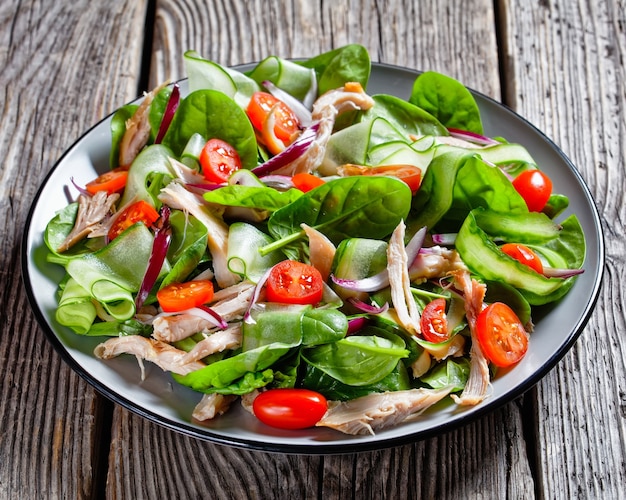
[512,169,552,212]
[475,302,528,368]
[246,91,300,144]
[252,389,328,430]
[340,164,422,193]
[420,298,449,343]
[501,243,544,274]
[156,280,215,313]
[199,138,242,183]
[291,172,325,193]
[107,200,159,240]
[85,168,128,195]
[265,260,324,305]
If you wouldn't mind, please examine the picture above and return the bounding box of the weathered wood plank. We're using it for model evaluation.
[499,0,626,497]
[104,1,535,498]
[0,1,148,498]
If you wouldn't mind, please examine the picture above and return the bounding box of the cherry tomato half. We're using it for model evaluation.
[85,168,128,195]
[291,172,326,193]
[156,280,215,313]
[246,91,300,144]
[108,200,159,241]
[420,298,449,343]
[512,169,553,212]
[252,389,328,430]
[199,138,242,183]
[475,302,528,368]
[501,243,544,274]
[265,260,324,305]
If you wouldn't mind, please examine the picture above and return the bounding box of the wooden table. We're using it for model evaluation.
[2,0,623,498]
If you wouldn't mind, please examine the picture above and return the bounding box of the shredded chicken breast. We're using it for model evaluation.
[192,393,238,422]
[57,191,119,252]
[93,335,204,376]
[450,270,491,406]
[181,325,242,363]
[118,82,169,167]
[316,387,454,435]
[387,221,421,336]
[301,223,336,280]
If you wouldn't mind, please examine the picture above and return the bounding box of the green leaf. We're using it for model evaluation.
[161,89,258,169]
[263,176,412,254]
[302,329,409,386]
[410,71,483,134]
[203,185,303,211]
[300,44,371,95]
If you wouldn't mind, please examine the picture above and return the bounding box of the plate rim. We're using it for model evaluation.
[20,61,605,454]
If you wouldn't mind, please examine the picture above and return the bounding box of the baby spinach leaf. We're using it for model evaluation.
[302,360,411,401]
[421,358,470,392]
[161,89,258,169]
[263,176,412,254]
[203,185,303,211]
[410,71,483,134]
[302,330,409,386]
[300,44,371,95]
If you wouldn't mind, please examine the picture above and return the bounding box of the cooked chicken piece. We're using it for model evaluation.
[211,284,255,320]
[150,283,254,343]
[410,350,432,378]
[152,314,212,343]
[119,81,169,167]
[57,191,119,252]
[94,335,204,376]
[181,325,242,363]
[423,334,466,361]
[240,389,261,415]
[211,280,255,302]
[316,386,454,435]
[192,393,237,422]
[408,246,466,282]
[302,223,336,280]
[387,221,421,336]
[158,182,239,288]
[450,270,491,406]
[167,156,206,184]
[273,83,375,176]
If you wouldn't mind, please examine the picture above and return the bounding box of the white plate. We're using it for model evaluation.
[22,63,604,453]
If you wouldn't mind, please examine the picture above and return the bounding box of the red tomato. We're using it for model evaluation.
[265,260,324,305]
[108,200,159,240]
[252,389,328,430]
[475,302,528,368]
[420,298,449,343]
[291,172,325,192]
[512,169,553,212]
[501,243,544,274]
[156,280,215,312]
[246,91,300,144]
[340,164,422,193]
[85,168,128,195]
[199,138,242,183]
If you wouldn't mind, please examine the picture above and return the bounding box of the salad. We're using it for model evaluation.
[43,45,585,436]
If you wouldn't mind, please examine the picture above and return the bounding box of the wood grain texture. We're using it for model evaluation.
[499,0,626,498]
[0,0,147,498]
